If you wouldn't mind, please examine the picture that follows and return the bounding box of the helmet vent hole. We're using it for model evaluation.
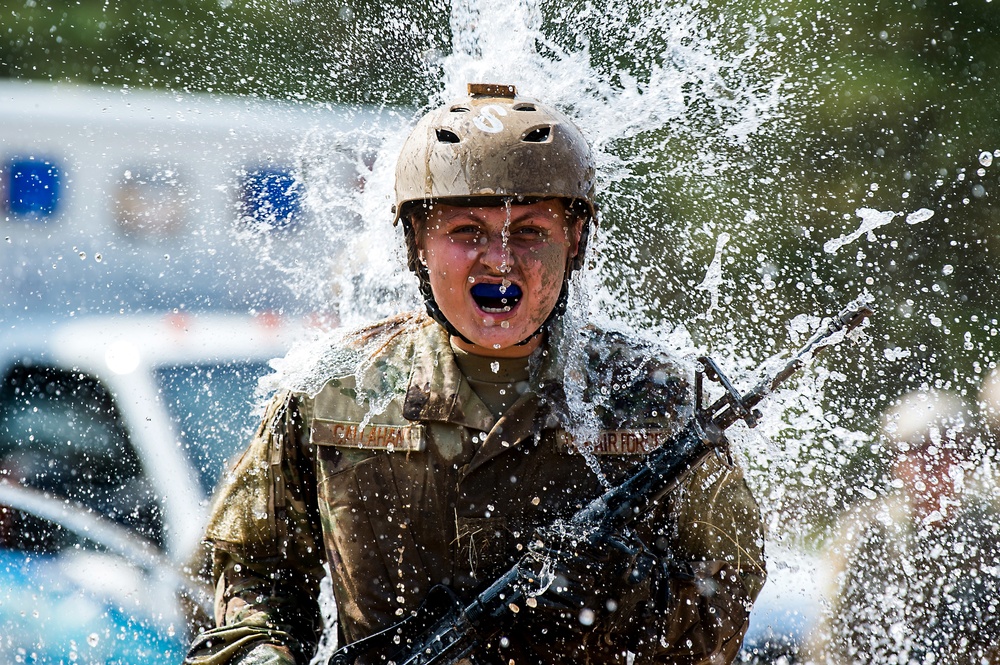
[449,106,470,113]
[522,127,552,143]
[513,103,536,112]
[436,129,461,144]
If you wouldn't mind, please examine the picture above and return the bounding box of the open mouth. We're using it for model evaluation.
[470,282,523,313]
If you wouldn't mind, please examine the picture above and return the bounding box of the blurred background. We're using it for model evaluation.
[1,0,998,662]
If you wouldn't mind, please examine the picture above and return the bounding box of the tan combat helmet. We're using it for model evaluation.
[394,83,596,272]
[394,84,597,342]
[394,83,596,223]
[882,390,971,455]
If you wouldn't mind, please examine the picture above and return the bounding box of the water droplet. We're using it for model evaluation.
[905,208,934,225]
[490,361,500,373]
[942,264,954,275]
[78,251,86,260]
[87,633,99,647]
[578,608,595,626]
[94,253,103,263]
[493,344,501,349]
[468,276,475,283]
[980,151,993,167]
[500,320,510,329]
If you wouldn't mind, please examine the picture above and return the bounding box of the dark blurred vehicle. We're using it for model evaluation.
[738,546,824,664]
[0,313,308,659]
[0,481,210,663]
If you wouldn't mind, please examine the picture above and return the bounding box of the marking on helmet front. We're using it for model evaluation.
[473,105,508,133]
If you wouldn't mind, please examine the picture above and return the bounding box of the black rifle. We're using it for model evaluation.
[329,296,874,665]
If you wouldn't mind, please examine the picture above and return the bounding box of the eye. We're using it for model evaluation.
[513,225,547,238]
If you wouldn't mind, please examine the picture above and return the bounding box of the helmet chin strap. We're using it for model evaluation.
[415,262,476,346]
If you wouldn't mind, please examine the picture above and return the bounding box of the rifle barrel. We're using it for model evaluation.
[713,295,873,431]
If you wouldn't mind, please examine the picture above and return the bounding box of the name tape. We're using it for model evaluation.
[311,419,425,452]
[555,429,673,455]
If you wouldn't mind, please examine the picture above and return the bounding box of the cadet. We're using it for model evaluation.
[810,390,1000,664]
[186,84,765,665]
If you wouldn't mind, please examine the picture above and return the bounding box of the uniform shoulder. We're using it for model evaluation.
[341,310,434,350]
[544,320,691,428]
[583,324,684,367]
[580,323,689,394]
[268,310,435,398]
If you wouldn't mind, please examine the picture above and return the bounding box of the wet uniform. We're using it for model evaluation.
[186,311,765,664]
[810,487,1000,665]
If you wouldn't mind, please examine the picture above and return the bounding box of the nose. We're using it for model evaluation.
[479,231,513,273]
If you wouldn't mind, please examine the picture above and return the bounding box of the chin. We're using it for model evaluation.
[460,320,537,352]
[467,331,524,350]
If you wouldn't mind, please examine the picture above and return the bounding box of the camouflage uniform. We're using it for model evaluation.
[186,312,765,665]
[810,487,1000,665]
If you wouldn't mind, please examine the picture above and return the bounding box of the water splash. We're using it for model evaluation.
[264,0,837,545]
[823,208,898,255]
[248,0,785,325]
[696,231,730,317]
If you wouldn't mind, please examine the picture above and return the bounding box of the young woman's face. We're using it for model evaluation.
[416,199,581,357]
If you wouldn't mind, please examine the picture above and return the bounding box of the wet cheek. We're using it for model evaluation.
[539,250,568,281]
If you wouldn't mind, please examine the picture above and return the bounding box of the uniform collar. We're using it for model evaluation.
[400,314,576,441]
[402,317,496,432]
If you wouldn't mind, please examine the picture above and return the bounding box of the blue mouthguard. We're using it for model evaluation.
[471,283,523,299]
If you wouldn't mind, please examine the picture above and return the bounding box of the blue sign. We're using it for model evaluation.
[8,158,62,217]
[240,168,301,229]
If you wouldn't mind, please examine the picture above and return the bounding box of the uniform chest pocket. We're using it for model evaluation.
[310,418,436,510]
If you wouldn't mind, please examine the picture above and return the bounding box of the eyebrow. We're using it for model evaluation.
[454,209,555,225]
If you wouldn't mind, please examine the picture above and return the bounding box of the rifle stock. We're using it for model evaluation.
[329,296,873,665]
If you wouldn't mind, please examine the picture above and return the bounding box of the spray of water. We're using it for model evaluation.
[232,2,1000,661]
[254,5,952,620]
[263,0,840,544]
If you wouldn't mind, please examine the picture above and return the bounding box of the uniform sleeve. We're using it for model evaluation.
[185,392,326,665]
[628,453,766,665]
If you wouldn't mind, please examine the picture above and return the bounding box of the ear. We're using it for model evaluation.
[565,211,584,260]
[409,216,422,243]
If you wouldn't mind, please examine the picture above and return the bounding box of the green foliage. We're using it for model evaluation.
[0,0,450,104]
